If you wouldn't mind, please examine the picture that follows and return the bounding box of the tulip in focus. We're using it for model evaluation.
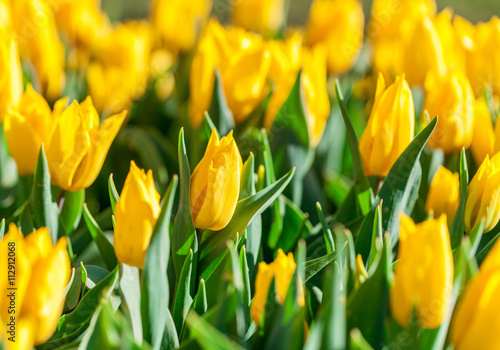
[0,31,22,121]
[359,73,415,177]
[190,129,242,231]
[471,97,495,166]
[464,152,500,233]
[451,237,500,349]
[0,223,71,349]
[425,166,459,226]
[305,0,364,74]
[45,97,127,191]
[422,70,474,153]
[390,214,454,329]
[251,249,304,326]
[232,0,285,36]
[114,161,161,269]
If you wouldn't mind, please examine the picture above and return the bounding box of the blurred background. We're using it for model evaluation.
[103,0,500,25]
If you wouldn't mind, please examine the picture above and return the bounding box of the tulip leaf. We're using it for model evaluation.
[239,246,252,309]
[162,309,180,350]
[203,112,220,139]
[141,175,178,349]
[118,263,143,343]
[335,80,373,216]
[108,174,120,214]
[302,241,347,282]
[60,190,85,236]
[31,145,59,243]
[350,329,375,350]
[172,128,198,286]
[198,168,295,280]
[0,219,4,239]
[355,117,438,261]
[82,204,118,271]
[193,278,208,315]
[174,249,194,335]
[449,149,469,250]
[317,202,335,254]
[208,67,234,136]
[276,196,312,253]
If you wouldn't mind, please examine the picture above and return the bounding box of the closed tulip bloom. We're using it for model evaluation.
[390,214,454,329]
[359,73,415,176]
[305,0,364,74]
[0,223,71,348]
[464,153,500,233]
[114,161,161,269]
[251,249,305,326]
[471,97,495,166]
[0,33,22,121]
[422,70,474,153]
[451,237,500,349]
[190,129,242,231]
[425,166,459,226]
[232,0,285,36]
[45,97,127,191]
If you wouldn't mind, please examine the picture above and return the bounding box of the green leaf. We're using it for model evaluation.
[239,246,251,308]
[317,202,335,254]
[208,67,235,136]
[203,112,220,139]
[108,174,120,215]
[162,309,180,350]
[450,149,469,249]
[302,241,347,282]
[0,219,5,239]
[193,279,208,315]
[368,200,383,270]
[31,145,59,243]
[276,196,312,253]
[320,261,346,349]
[60,190,85,236]
[350,329,374,350]
[141,176,178,349]
[185,312,245,350]
[119,263,143,343]
[173,249,194,334]
[82,204,117,271]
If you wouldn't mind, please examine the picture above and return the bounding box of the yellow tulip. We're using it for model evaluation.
[0,0,12,30]
[114,161,161,269]
[190,129,242,231]
[10,0,65,100]
[45,97,127,192]
[425,166,459,226]
[464,152,500,233]
[232,0,285,36]
[4,84,67,176]
[471,97,495,166]
[422,70,474,153]
[359,73,415,177]
[451,237,500,349]
[250,249,304,326]
[390,214,454,329]
[0,32,22,121]
[0,223,71,348]
[152,0,211,53]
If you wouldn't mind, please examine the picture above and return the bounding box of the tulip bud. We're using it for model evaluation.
[451,237,500,349]
[359,73,415,176]
[0,32,22,121]
[190,129,242,231]
[471,97,494,165]
[425,166,459,226]
[0,223,70,348]
[422,70,474,153]
[232,0,285,36]
[464,153,500,233]
[251,249,304,326]
[390,214,454,329]
[305,0,364,74]
[45,97,127,191]
[114,161,161,269]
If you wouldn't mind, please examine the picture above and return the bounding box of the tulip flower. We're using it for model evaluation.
[305,0,364,74]
[464,152,500,233]
[152,0,212,53]
[422,70,474,153]
[0,223,71,348]
[425,166,459,226]
[251,249,304,326]
[45,97,127,191]
[114,161,161,269]
[359,73,415,177]
[451,237,500,349]
[471,97,495,166]
[390,214,454,329]
[190,129,242,231]
[232,0,285,36]
[0,32,23,121]
[4,84,67,176]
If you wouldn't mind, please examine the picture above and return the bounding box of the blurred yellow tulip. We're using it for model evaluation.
[0,0,11,30]
[190,129,242,231]
[471,97,495,166]
[451,237,500,349]
[251,249,304,326]
[114,161,161,269]
[425,166,459,226]
[359,73,415,176]
[422,70,474,153]
[232,0,285,36]
[45,97,127,191]
[152,0,211,53]
[464,152,500,233]
[0,32,22,121]
[0,223,70,348]
[305,0,364,74]
[390,214,454,329]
